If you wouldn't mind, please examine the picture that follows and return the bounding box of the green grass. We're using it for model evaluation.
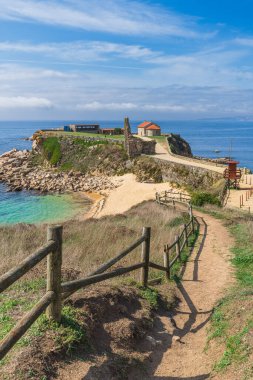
[166,215,190,228]
[206,215,253,376]
[0,283,89,370]
[138,286,159,310]
[19,305,88,353]
[170,228,199,281]
[11,278,46,292]
[214,325,251,371]
[230,224,253,287]
[0,277,47,366]
[191,191,221,207]
[42,137,61,165]
[73,137,109,147]
[51,131,125,140]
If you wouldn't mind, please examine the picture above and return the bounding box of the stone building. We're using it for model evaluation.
[124,118,156,158]
[137,121,161,137]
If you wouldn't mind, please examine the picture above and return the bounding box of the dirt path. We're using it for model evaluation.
[145,210,234,379]
[140,137,225,174]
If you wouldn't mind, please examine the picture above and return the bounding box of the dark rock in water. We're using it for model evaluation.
[167,134,193,157]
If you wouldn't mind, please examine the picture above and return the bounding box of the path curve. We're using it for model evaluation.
[146,209,234,379]
[140,137,225,174]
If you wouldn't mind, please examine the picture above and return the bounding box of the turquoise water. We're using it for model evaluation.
[0,183,90,225]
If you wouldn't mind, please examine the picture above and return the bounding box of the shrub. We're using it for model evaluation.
[114,128,123,135]
[191,191,221,207]
[133,157,163,183]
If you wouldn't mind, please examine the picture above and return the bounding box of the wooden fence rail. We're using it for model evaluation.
[0,225,62,361]
[156,191,199,280]
[0,193,199,360]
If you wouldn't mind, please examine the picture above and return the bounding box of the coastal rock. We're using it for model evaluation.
[0,148,119,194]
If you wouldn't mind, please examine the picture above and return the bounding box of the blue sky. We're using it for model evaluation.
[1,0,253,120]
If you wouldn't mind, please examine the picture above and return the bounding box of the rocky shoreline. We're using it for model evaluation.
[0,149,118,193]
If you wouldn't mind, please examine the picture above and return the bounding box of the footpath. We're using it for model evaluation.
[140,137,225,175]
[145,209,234,379]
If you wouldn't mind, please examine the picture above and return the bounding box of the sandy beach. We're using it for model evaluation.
[89,173,175,218]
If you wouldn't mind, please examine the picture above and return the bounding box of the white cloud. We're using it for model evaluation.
[0,96,53,108]
[0,0,212,38]
[234,38,253,47]
[0,40,158,63]
[76,101,138,111]
[76,101,216,114]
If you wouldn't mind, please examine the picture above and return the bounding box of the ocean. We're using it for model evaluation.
[0,119,252,224]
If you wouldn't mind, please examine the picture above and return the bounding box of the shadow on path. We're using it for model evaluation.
[144,216,213,379]
[151,375,210,380]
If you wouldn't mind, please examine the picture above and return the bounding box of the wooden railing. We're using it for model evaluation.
[155,191,199,280]
[156,189,191,206]
[0,226,62,360]
[0,194,199,360]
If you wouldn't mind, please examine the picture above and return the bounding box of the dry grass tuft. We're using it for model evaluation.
[0,201,186,279]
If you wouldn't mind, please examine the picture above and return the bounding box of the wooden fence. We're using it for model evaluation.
[156,189,191,205]
[0,195,199,360]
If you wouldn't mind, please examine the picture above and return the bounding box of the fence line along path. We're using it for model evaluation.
[0,193,199,361]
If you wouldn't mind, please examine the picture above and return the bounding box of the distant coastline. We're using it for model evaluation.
[0,120,252,169]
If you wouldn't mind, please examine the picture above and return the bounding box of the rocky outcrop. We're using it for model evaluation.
[0,149,118,193]
[167,134,193,157]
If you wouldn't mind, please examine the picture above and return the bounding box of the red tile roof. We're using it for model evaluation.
[146,124,161,130]
[137,121,153,129]
[137,121,161,130]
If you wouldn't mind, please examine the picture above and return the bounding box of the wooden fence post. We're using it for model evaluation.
[191,217,195,233]
[184,224,188,247]
[140,227,151,287]
[176,235,181,262]
[164,244,170,280]
[46,225,63,322]
[189,204,192,219]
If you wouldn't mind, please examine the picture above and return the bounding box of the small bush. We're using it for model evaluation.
[191,191,221,207]
[73,138,109,147]
[133,157,163,183]
[114,128,123,135]
[138,286,159,310]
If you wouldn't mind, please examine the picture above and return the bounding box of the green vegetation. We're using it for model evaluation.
[73,137,109,147]
[133,156,163,183]
[206,215,253,378]
[0,276,47,368]
[170,229,199,281]
[214,326,250,371]
[166,215,190,228]
[138,286,159,310]
[0,273,88,375]
[58,137,128,175]
[25,305,88,353]
[114,128,123,135]
[42,137,61,166]
[50,131,125,140]
[191,191,221,207]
